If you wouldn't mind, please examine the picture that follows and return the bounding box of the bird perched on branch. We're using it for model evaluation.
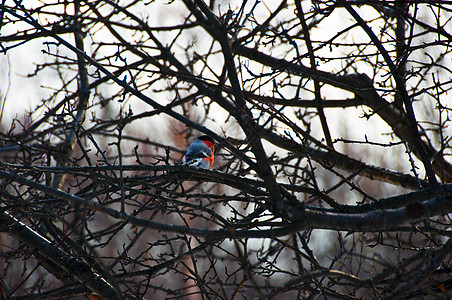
[182,135,215,169]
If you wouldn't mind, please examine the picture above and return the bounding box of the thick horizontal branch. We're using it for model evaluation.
[258,129,426,190]
[299,193,452,231]
[4,162,451,211]
[1,169,452,239]
[245,92,364,108]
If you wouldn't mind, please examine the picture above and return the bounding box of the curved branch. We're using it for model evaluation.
[1,169,452,238]
[235,45,452,183]
[0,212,122,300]
[339,0,437,185]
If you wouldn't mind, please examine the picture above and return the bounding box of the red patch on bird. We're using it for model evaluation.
[204,155,214,168]
[203,140,215,151]
[199,137,215,167]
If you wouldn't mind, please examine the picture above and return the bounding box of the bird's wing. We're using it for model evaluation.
[184,149,210,160]
[184,141,211,160]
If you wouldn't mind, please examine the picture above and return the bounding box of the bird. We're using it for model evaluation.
[182,135,215,169]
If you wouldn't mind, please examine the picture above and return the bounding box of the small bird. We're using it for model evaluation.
[182,135,215,169]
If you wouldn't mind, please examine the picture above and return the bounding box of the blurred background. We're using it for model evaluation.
[0,0,451,299]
